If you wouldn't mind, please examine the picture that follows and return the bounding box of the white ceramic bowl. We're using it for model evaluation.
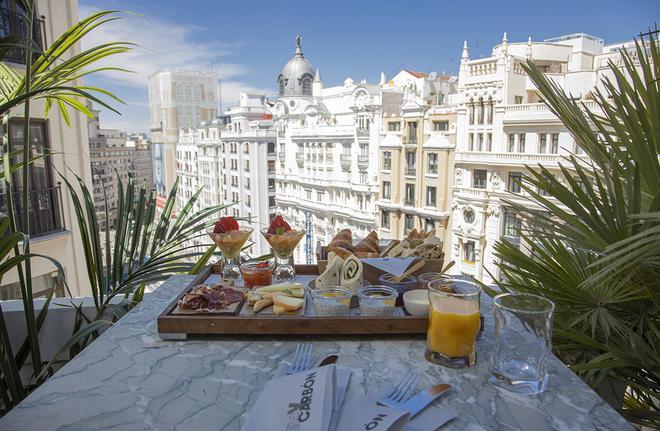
[403,289,430,317]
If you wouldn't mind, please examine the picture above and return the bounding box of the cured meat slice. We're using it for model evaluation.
[178,284,244,310]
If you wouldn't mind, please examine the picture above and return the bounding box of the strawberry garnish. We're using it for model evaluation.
[267,215,291,235]
[213,216,240,233]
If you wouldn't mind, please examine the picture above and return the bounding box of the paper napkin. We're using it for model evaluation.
[242,364,337,431]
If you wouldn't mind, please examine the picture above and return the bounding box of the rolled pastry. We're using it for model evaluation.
[316,251,344,288]
[340,255,363,294]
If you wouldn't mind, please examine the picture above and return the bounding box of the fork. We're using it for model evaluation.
[377,373,422,408]
[286,342,314,375]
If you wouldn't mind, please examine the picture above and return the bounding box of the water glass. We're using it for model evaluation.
[489,293,555,395]
[417,272,442,289]
[426,277,481,368]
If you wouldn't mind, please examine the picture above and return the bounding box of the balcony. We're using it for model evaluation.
[454,151,589,166]
[356,128,370,140]
[0,186,65,238]
[295,152,304,167]
[0,10,46,65]
[340,154,352,170]
[357,155,369,169]
[278,150,285,161]
[405,167,416,176]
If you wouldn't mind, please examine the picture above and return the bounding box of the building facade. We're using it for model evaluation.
[273,36,403,264]
[176,93,277,257]
[148,70,218,202]
[1,0,96,298]
[452,33,626,282]
[376,70,458,256]
[88,111,154,231]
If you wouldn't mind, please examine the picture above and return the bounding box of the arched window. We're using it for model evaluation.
[477,97,484,124]
[278,76,285,95]
[302,76,312,95]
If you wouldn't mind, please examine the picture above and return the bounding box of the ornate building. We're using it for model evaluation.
[376,69,458,257]
[452,33,631,282]
[273,36,403,264]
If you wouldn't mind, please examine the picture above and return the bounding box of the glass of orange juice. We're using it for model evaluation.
[426,276,481,368]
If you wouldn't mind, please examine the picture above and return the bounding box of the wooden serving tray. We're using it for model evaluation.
[157,264,428,339]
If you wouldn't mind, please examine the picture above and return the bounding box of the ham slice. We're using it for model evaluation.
[179,284,244,310]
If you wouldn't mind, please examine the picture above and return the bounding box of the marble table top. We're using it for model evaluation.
[0,275,632,430]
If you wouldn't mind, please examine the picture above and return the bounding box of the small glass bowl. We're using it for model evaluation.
[240,260,274,289]
[357,286,397,317]
[310,286,352,316]
[417,272,443,290]
[378,274,418,306]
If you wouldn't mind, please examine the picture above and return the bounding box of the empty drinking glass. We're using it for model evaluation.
[489,293,555,395]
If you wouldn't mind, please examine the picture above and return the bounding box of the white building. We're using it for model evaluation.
[176,93,277,257]
[148,70,218,201]
[273,36,403,264]
[451,33,630,283]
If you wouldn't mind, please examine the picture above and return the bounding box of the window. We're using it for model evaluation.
[359,172,367,183]
[244,160,250,171]
[426,186,437,207]
[473,169,487,189]
[468,100,475,125]
[539,133,547,153]
[388,122,400,132]
[463,208,475,224]
[464,241,476,263]
[469,133,474,151]
[278,77,285,95]
[382,181,391,200]
[477,98,484,124]
[381,210,390,229]
[477,133,484,151]
[427,153,438,174]
[551,133,559,154]
[302,76,312,95]
[514,96,524,104]
[405,184,415,205]
[268,178,275,190]
[508,134,515,152]
[433,121,448,131]
[487,133,492,152]
[357,114,370,131]
[404,214,414,232]
[406,151,416,175]
[268,142,275,153]
[503,208,521,240]
[382,151,392,170]
[305,189,312,200]
[508,172,522,193]
[487,97,493,124]
[425,218,435,231]
[407,121,418,143]
[246,178,251,189]
[518,133,526,153]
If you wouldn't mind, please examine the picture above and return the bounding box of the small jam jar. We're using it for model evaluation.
[241,261,274,288]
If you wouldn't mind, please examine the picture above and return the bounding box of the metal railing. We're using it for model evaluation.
[0,9,46,64]
[405,167,416,176]
[0,185,65,238]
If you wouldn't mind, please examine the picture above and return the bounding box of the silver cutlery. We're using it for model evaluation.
[286,342,314,375]
[318,354,338,367]
[377,373,421,408]
[398,383,452,418]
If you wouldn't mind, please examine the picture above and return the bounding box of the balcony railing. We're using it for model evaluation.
[295,152,304,166]
[0,185,65,238]
[356,128,370,137]
[405,167,416,176]
[0,10,46,65]
[340,154,351,170]
[357,155,369,167]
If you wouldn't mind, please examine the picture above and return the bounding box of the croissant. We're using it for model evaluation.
[355,251,379,258]
[328,228,353,251]
[327,246,353,260]
[355,231,379,253]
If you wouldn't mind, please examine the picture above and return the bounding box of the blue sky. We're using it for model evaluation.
[79,0,658,133]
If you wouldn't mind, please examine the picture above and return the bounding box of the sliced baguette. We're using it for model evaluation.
[253,298,273,313]
[272,304,287,315]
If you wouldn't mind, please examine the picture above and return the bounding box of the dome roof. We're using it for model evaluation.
[277,35,315,97]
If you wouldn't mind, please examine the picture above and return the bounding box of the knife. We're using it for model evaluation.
[398,383,451,418]
[318,354,338,367]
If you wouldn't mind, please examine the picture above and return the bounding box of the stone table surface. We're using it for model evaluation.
[0,275,632,430]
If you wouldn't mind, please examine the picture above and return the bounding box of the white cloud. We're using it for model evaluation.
[79,6,244,87]
[77,6,275,133]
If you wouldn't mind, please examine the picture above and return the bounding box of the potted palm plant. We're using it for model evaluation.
[490,30,659,428]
